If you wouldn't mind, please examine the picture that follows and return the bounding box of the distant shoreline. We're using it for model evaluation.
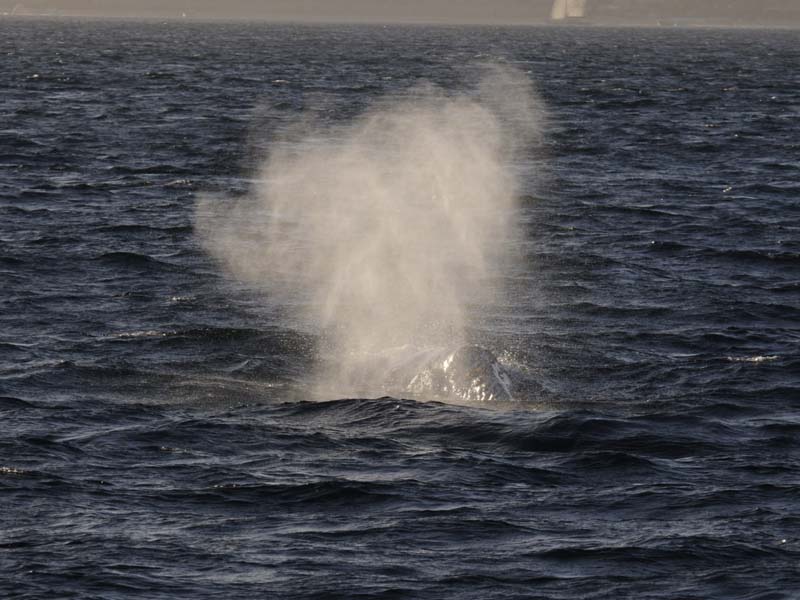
[1,13,799,31]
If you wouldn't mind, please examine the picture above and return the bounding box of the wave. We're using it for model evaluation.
[107,164,196,176]
[175,479,401,508]
[646,240,692,253]
[93,251,175,270]
[562,301,672,319]
[0,206,53,216]
[28,235,84,246]
[0,396,35,410]
[0,255,25,266]
[111,326,272,344]
[280,400,728,458]
[703,248,800,265]
[93,224,193,234]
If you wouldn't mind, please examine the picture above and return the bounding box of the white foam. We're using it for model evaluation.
[727,355,779,363]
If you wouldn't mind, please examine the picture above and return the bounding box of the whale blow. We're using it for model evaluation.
[196,66,540,400]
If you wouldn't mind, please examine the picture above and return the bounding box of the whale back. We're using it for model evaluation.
[408,345,514,403]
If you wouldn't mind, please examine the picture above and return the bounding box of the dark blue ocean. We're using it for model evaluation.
[2,19,800,599]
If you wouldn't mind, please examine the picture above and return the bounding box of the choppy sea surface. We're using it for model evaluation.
[2,19,800,599]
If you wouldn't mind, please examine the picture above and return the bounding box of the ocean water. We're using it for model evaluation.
[2,19,800,599]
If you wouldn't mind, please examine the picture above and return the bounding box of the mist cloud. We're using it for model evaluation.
[196,65,541,396]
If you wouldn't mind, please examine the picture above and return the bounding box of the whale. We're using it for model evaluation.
[370,344,515,403]
[408,345,515,403]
